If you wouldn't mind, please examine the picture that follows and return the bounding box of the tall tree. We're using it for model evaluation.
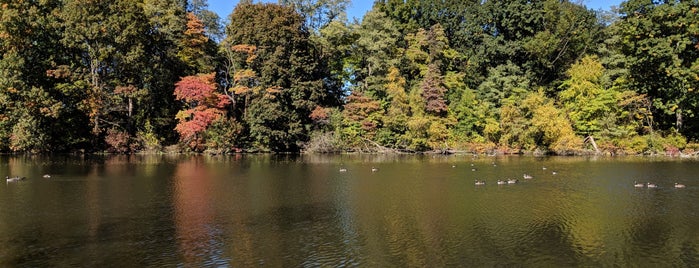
[350,8,401,95]
[179,12,217,74]
[0,0,67,151]
[141,0,189,146]
[280,0,349,31]
[224,2,338,151]
[58,0,154,147]
[615,0,699,136]
[187,0,224,41]
[559,56,616,136]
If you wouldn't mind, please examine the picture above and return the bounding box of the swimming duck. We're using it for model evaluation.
[507,178,518,184]
[496,180,507,185]
[339,168,347,172]
[523,174,533,179]
[6,176,25,182]
[647,182,658,188]
[474,180,486,186]
[633,181,645,188]
[674,183,686,188]
[371,167,378,172]
[42,174,51,178]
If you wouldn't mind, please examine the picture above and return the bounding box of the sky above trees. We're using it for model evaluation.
[208,0,624,22]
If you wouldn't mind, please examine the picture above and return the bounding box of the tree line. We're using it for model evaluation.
[0,0,697,155]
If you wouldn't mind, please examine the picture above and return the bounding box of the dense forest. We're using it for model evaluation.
[0,0,698,155]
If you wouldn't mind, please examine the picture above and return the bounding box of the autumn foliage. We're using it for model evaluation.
[174,73,231,149]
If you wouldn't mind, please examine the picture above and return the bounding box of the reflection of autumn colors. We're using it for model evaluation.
[0,155,698,267]
[173,157,221,264]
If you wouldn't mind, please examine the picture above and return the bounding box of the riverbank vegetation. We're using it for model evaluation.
[1,0,698,155]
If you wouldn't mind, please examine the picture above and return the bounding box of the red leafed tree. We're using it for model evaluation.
[174,73,231,149]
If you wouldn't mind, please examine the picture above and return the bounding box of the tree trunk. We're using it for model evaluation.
[584,136,600,154]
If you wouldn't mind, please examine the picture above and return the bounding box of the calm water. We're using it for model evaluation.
[0,154,697,267]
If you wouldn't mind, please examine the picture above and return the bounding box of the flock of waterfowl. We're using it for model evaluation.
[475,174,532,186]
[634,181,685,188]
[8,166,690,190]
[5,174,51,183]
[337,164,688,189]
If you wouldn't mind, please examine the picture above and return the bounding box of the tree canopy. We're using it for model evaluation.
[1,0,697,155]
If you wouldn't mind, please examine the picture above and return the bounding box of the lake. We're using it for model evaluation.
[0,154,697,266]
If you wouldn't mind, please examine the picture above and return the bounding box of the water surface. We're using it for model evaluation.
[0,155,697,266]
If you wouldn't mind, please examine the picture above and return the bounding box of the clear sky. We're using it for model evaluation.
[208,0,624,22]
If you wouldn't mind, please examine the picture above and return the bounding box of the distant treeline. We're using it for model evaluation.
[1,0,698,155]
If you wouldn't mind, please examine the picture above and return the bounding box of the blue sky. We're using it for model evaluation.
[209,0,624,22]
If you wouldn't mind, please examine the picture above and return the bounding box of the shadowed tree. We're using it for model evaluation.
[224,2,340,151]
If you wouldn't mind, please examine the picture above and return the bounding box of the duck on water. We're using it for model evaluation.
[6,176,26,183]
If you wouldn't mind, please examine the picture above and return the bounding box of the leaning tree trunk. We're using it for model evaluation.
[584,136,600,154]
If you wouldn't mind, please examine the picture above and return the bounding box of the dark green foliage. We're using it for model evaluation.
[615,0,699,137]
[223,2,339,151]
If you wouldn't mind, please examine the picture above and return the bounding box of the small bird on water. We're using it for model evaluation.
[6,176,26,182]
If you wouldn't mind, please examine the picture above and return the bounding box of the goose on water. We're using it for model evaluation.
[6,176,25,182]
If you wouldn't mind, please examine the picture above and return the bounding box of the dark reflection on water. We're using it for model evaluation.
[0,154,698,266]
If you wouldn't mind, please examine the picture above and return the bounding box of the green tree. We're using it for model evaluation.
[280,0,349,31]
[224,2,339,151]
[140,0,190,146]
[58,0,158,149]
[179,12,217,74]
[559,56,616,136]
[187,0,224,41]
[382,67,411,147]
[350,8,401,95]
[0,0,67,151]
[615,0,699,137]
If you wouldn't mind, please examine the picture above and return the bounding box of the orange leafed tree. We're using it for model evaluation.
[174,73,231,148]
